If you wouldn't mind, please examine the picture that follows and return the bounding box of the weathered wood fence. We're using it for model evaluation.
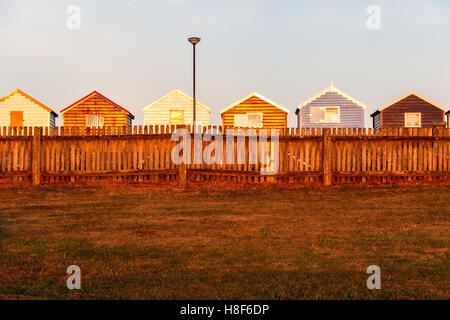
[0,126,449,186]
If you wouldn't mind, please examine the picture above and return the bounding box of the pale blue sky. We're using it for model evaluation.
[0,0,449,126]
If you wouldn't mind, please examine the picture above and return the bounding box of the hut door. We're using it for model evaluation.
[10,111,24,127]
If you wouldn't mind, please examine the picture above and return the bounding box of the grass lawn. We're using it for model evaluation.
[0,183,448,299]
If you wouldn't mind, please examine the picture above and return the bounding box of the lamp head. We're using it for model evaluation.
[188,37,201,45]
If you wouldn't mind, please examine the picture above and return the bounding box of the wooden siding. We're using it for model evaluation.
[222,96,287,128]
[50,113,56,128]
[298,92,364,128]
[372,112,381,129]
[0,92,51,127]
[63,94,130,127]
[144,91,210,126]
[379,95,445,128]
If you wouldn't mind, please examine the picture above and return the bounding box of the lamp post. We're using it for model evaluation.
[188,37,201,129]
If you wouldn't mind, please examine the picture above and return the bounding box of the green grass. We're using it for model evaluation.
[0,184,449,299]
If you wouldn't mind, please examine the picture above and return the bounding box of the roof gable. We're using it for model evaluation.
[296,83,366,111]
[143,89,211,112]
[377,91,447,112]
[61,91,133,118]
[221,92,289,114]
[0,89,57,115]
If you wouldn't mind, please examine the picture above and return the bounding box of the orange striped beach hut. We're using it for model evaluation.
[61,91,134,128]
[221,92,288,129]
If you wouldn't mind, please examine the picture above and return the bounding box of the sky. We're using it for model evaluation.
[0,0,449,127]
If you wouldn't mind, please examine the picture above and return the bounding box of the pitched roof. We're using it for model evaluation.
[376,91,447,113]
[446,110,450,115]
[0,89,58,116]
[221,92,289,114]
[142,89,211,112]
[61,91,134,119]
[295,83,366,114]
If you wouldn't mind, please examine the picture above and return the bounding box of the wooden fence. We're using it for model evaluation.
[0,126,449,186]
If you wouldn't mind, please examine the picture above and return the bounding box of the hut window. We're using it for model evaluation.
[86,114,104,128]
[325,107,340,123]
[234,113,263,128]
[310,107,340,123]
[234,114,248,127]
[170,110,184,125]
[247,113,263,128]
[310,108,323,123]
[405,113,421,127]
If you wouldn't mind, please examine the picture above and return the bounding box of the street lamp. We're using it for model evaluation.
[188,37,201,129]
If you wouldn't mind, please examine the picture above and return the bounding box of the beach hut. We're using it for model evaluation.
[295,83,365,129]
[221,92,288,128]
[0,89,58,127]
[370,91,446,129]
[61,91,134,127]
[143,89,211,126]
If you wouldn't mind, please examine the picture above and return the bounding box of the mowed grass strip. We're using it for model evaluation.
[0,184,448,299]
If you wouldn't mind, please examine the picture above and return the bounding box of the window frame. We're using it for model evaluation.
[169,110,185,125]
[246,112,263,128]
[86,113,104,128]
[309,106,341,124]
[404,112,421,128]
[233,114,248,127]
